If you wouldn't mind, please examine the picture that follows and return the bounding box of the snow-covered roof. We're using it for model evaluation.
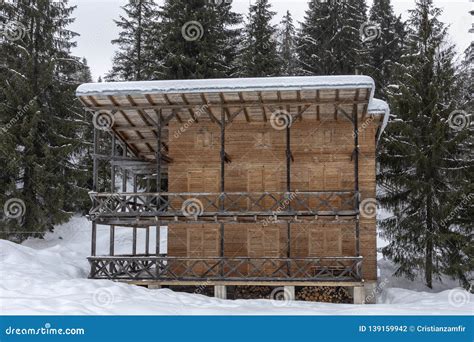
[76,75,389,140]
[76,75,376,97]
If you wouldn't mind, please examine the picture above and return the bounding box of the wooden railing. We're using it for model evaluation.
[89,191,358,222]
[88,256,363,282]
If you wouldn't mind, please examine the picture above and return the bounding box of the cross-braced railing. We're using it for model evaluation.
[88,256,363,282]
[89,191,358,222]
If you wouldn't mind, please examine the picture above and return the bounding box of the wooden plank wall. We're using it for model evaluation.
[167,115,379,281]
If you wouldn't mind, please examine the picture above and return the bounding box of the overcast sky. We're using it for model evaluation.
[68,0,473,81]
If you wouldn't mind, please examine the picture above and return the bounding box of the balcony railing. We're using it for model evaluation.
[88,256,363,282]
[89,191,358,222]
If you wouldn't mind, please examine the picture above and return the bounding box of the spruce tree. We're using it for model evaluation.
[378,0,473,288]
[365,0,406,99]
[297,0,368,75]
[157,0,242,79]
[239,0,281,77]
[106,0,158,81]
[278,10,298,76]
[0,0,85,241]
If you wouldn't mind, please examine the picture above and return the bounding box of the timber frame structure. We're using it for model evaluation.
[76,76,389,303]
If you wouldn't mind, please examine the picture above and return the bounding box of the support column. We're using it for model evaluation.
[109,225,115,256]
[111,135,116,192]
[214,285,227,299]
[156,224,160,255]
[91,127,98,256]
[156,111,162,193]
[219,108,225,211]
[286,125,291,193]
[122,145,127,193]
[353,105,360,257]
[145,227,150,255]
[132,227,137,255]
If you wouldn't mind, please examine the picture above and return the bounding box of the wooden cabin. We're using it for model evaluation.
[76,76,389,303]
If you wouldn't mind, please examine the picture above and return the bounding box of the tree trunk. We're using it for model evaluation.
[425,194,434,288]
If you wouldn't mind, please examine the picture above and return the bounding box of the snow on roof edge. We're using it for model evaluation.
[76,75,376,97]
[368,98,390,142]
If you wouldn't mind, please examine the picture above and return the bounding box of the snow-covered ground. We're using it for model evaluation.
[0,216,472,315]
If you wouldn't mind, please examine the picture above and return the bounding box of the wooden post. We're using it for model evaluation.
[111,135,116,192]
[156,111,162,192]
[353,105,360,257]
[284,286,295,301]
[287,221,291,276]
[286,125,291,193]
[122,146,127,193]
[109,225,115,256]
[214,285,227,299]
[132,227,137,255]
[91,223,97,256]
[156,224,160,255]
[91,127,98,257]
[145,227,150,255]
[219,108,225,210]
[353,286,365,304]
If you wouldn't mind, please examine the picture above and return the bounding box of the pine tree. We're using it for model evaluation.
[378,0,473,288]
[365,0,406,99]
[157,0,242,79]
[278,10,298,76]
[0,0,85,241]
[106,0,158,81]
[297,0,368,75]
[239,0,281,77]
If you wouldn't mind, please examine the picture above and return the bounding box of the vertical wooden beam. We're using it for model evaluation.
[132,227,137,255]
[156,224,160,255]
[286,125,291,193]
[109,225,115,256]
[220,108,225,210]
[111,135,116,192]
[91,127,98,257]
[287,221,291,276]
[145,227,150,255]
[353,104,360,257]
[122,146,127,193]
[91,223,97,256]
[156,111,162,192]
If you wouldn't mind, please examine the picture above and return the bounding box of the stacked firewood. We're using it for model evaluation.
[234,286,273,299]
[296,286,352,303]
